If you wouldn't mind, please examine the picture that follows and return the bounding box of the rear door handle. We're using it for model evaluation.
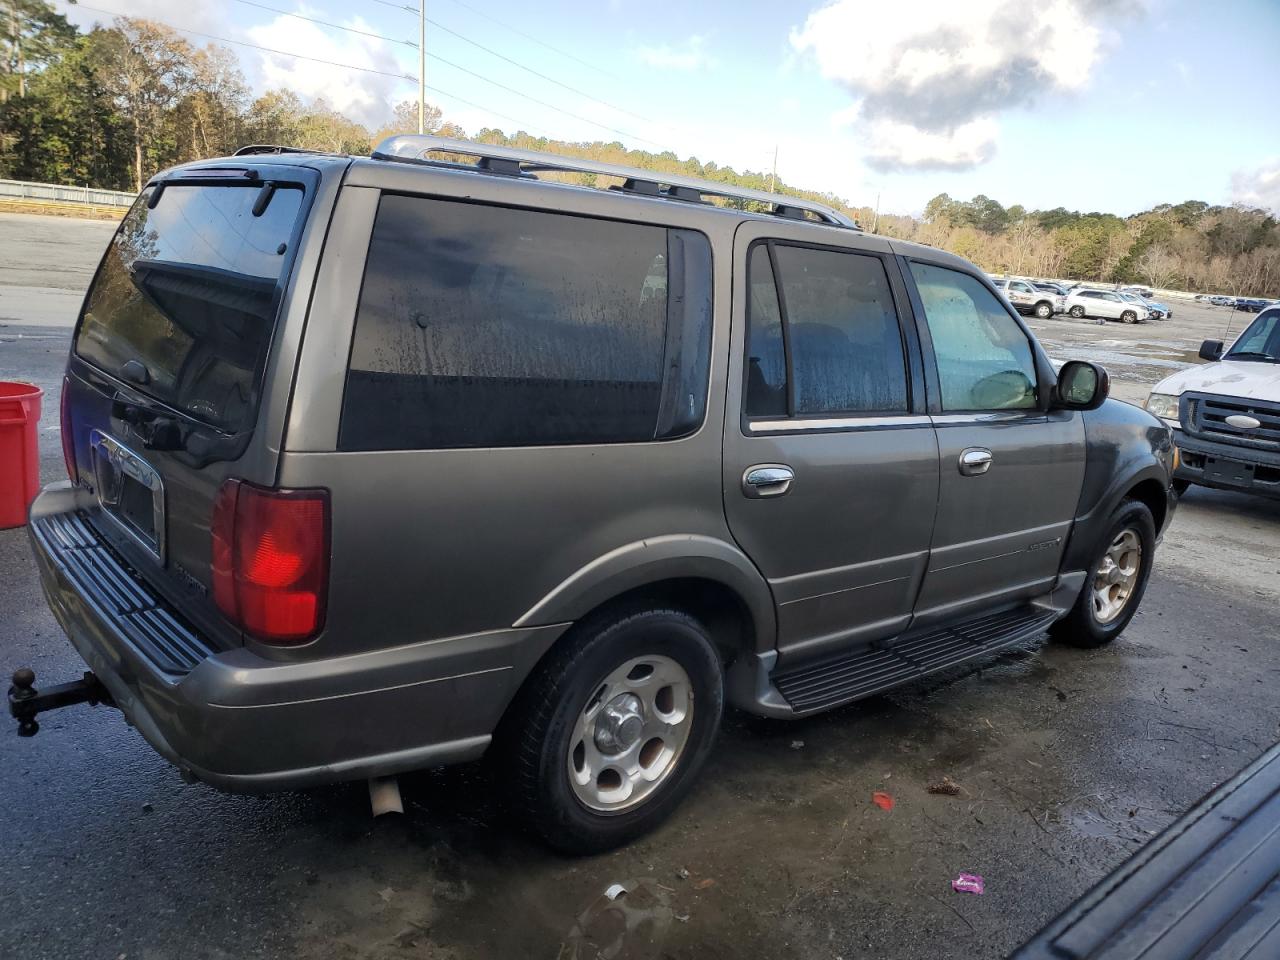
[959,447,993,476]
[743,464,794,498]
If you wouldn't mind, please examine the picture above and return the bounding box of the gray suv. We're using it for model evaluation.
[12,136,1177,853]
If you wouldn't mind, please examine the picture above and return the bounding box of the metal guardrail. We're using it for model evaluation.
[0,178,135,208]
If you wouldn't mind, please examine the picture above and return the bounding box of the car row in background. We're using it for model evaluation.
[994,276,1169,323]
[1066,288,1160,323]
[1195,294,1277,311]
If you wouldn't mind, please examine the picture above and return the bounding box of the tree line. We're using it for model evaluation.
[2,5,1277,296]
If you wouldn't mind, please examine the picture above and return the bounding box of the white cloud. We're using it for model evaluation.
[635,36,713,72]
[790,0,1141,171]
[1231,160,1280,214]
[246,15,413,127]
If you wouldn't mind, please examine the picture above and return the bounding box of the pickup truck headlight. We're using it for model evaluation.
[1146,392,1180,422]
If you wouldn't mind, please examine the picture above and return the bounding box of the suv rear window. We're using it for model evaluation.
[75,180,305,432]
[339,195,712,450]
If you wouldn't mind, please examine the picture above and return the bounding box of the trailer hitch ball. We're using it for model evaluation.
[10,668,39,737]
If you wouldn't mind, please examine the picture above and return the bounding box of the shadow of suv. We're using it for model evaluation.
[14,136,1177,853]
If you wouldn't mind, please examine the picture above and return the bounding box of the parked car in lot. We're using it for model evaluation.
[1147,305,1280,500]
[1033,281,1070,298]
[1120,284,1154,299]
[1234,297,1269,313]
[995,277,1062,318]
[10,136,1177,853]
[1120,291,1170,320]
[1066,288,1156,323]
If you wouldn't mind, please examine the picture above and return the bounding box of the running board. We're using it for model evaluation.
[772,605,1057,714]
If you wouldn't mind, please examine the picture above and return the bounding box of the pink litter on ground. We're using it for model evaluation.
[952,873,984,895]
[872,791,894,811]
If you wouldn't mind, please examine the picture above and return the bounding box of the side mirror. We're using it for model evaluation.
[1054,360,1109,411]
[1199,339,1224,361]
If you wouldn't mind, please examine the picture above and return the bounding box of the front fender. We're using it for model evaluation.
[1062,398,1175,573]
[512,534,777,654]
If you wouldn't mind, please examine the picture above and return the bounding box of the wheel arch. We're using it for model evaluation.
[513,534,776,660]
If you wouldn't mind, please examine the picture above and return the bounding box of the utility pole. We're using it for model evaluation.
[417,0,425,133]
[872,191,880,234]
[767,144,778,194]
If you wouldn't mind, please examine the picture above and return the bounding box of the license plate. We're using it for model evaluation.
[1204,456,1254,487]
[89,430,165,561]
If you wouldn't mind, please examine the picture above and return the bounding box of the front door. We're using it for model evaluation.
[722,223,939,667]
[901,259,1086,624]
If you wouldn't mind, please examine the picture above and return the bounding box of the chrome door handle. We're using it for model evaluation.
[959,447,993,476]
[743,464,794,498]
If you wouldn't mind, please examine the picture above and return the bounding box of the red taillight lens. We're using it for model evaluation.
[210,480,330,644]
[60,377,77,483]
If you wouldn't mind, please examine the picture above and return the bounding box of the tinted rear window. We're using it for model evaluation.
[339,195,712,450]
[75,181,304,431]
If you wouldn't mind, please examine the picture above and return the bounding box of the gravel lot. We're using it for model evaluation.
[1,213,1277,960]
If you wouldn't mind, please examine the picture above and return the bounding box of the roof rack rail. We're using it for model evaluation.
[371,135,859,230]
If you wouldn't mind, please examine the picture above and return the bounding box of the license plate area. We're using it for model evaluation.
[89,430,165,562]
[1204,456,1255,488]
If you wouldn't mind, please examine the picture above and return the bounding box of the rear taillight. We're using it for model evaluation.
[211,480,330,644]
[60,377,77,483]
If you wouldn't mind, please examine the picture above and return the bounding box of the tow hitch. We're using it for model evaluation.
[8,668,115,737]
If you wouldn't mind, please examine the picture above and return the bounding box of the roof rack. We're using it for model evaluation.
[371,135,859,230]
[233,144,323,156]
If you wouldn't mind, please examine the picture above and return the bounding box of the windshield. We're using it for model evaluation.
[74,180,305,431]
[1225,309,1280,362]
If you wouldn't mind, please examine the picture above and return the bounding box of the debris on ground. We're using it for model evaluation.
[927,776,962,796]
[566,879,674,959]
[951,873,985,895]
[693,878,716,890]
[604,883,628,901]
[790,740,805,750]
[675,867,690,880]
[872,791,895,811]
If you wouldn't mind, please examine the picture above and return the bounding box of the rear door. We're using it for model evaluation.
[722,222,939,666]
[900,258,1085,624]
[63,164,323,645]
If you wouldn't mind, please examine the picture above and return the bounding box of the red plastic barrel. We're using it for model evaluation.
[0,381,44,529]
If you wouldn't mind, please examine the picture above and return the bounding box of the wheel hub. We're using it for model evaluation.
[594,694,644,755]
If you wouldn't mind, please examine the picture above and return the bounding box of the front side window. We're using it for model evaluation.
[908,262,1039,412]
[744,241,909,419]
[339,195,712,450]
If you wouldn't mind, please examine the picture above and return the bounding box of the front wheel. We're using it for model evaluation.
[1050,499,1156,648]
[1121,310,1137,324]
[501,607,724,854]
[1069,305,1086,318]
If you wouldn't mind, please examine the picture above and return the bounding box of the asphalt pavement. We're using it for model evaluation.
[1,213,1278,960]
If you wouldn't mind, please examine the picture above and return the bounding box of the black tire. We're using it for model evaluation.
[1069,305,1085,319]
[1121,310,1137,324]
[1050,499,1156,648]
[501,607,724,855]
[1034,301,1053,319]
[1172,478,1191,497]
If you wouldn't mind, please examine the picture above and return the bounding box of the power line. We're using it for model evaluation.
[69,3,415,80]
[422,16,651,124]
[427,50,664,148]
[438,0,620,81]
[231,0,418,49]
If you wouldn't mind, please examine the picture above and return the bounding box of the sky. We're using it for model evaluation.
[59,0,1280,217]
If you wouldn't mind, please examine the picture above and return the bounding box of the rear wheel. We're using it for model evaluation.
[1069,305,1086,319]
[1121,310,1138,324]
[1051,499,1156,648]
[1034,301,1053,319]
[502,607,724,854]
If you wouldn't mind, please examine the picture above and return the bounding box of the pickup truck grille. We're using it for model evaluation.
[1181,392,1280,453]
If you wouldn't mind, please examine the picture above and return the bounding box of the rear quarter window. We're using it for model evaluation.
[339,195,713,450]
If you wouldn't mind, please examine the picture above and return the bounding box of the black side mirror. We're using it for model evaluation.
[1054,360,1109,411]
[1199,339,1224,361]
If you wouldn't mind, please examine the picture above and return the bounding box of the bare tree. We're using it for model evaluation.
[1135,244,1179,289]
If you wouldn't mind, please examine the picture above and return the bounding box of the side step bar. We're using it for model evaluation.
[8,668,115,737]
[772,605,1057,714]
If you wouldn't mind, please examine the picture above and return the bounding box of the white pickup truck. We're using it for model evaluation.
[1146,305,1280,498]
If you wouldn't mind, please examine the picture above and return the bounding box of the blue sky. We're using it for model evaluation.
[62,0,1280,216]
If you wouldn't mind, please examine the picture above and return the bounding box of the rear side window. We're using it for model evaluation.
[339,195,712,450]
[744,241,909,418]
[75,182,304,432]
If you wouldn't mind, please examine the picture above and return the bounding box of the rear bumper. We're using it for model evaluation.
[1173,430,1280,500]
[28,483,565,791]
